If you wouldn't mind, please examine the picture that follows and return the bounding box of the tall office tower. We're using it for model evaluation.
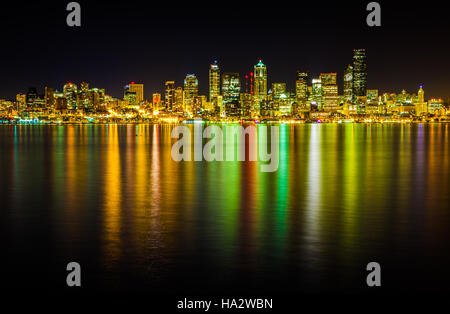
[123,84,137,106]
[415,85,427,115]
[63,83,78,110]
[352,49,367,97]
[16,94,26,112]
[45,86,55,109]
[165,81,175,111]
[312,79,323,110]
[254,60,267,111]
[88,88,105,112]
[418,85,424,103]
[272,83,286,98]
[78,82,90,110]
[174,87,184,112]
[222,72,241,117]
[184,74,199,114]
[320,73,338,111]
[344,64,354,103]
[152,93,161,108]
[209,61,220,102]
[296,71,308,111]
[129,82,144,103]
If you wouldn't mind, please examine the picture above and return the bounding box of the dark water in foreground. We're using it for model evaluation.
[0,123,449,296]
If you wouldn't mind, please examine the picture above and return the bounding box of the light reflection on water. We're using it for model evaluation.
[0,123,449,293]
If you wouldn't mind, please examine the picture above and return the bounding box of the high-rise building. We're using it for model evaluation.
[184,74,198,115]
[174,87,184,113]
[272,83,286,99]
[415,85,427,115]
[320,73,338,111]
[16,94,26,112]
[366,89,379,114]
[124,86,137,106]
[352,49,367,97]
[64,83,78,110]
[254,60,267,111]
[128,82,144,103]
[165,81,175,111]
[296,71,308,112]
[45,86,55,109]
[152,93,161,108]
[209,61,220,102]
[222,72,241,117]
[312,78,323,110]
[344,64,354,103]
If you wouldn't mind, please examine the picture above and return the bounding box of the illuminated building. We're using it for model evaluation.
[16,94,26,112]
[88,88,105,111]
[209,61,220,102]
[123,84,137,106]
[153,93,161,108]
[320,73,338,111]
[192,96,206,116]
[344,64,353,103]
[352,49,367,96]
[254,60,267,112]
[45,86,55,109]
[184,74,198,114]
[366,89,379,114]
[352,49,367,113]
[128,82,144,103]
[415,85,427,115]
[165,81,175,111]
[296,71,308,112]
[174,87,184,113]
[278,93,292,116]
[272,83,286,98]
[240,93,252,118]
[311,78,323,110]
[78,82,91,111]
[428,98,443,114]
[222,72,241,117]
[64,83,78,110]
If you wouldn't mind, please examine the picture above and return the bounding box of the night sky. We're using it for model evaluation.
[1,0,449,100]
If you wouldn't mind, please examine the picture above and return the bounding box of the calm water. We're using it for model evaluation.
[1,123,449,295]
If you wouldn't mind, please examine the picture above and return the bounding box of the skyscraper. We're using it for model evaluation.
[184,74,198,115]
[209,61,220,102]
[152,93,161,108]
[64,83,78,110]
[222,73,241,117]
[312,79,323,110]
[296,71,308,112]
[352,49,367,97]
[343,64,354,103]
[272,83,286,99]
[174,86,184,113]
[254,60,267,111]
[123,84,137,106]
[128,82,144,103]
[320,73,338,111]
[165,81,175,111]
[45,86,55,109]
[415,85,427,115]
